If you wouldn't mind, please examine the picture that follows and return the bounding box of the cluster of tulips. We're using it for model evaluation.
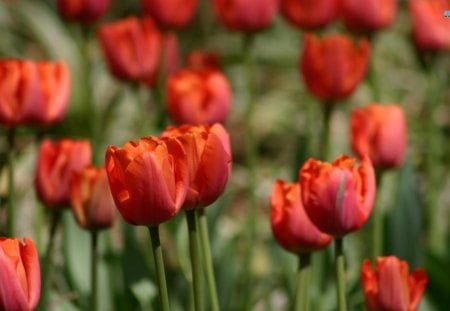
[1,0,449,310]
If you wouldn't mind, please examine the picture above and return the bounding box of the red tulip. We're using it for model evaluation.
[361,256,428,311]
[271,180,332,254]
[161,124,231,209]
[213,0,278,33]
[280,0,338,30]
[299,154,376,237]
[351,104,407,169]
[35,139,92,209]
[105,136,188,226]
[300,33,370,102]
[161,32,180,79]
[141,0,198,29]
[409,0,450,51]
[0,237,40,311]
[97,16,162,84]
[167,68,231,125]
[340,0,397,33]
[186,51,221,70]
[70,166,116,230]
[57,0,110,24]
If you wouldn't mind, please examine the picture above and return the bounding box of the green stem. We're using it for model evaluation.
[153,33,168,130]
[91,231,99,311]
[148,225,170,311]
[197,209,220,311]
[335,238,347,311]
[319,104,333,161]
[372,170,384,259]
[367,34,380,102]
[295,253,311,311]
[6,127,16,236]
[186,209,203,311]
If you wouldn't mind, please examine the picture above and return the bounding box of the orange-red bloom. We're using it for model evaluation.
[105,136,188,226]
[300,33,370,102]
[98,16,162,84]
[161,124,231,209]
[409,0,450,51]
[57,0,110,24]
[271,180,332,254]
[167,68,231,125]
[141,0,198,29]
[340,0,397,33]
[70,166,116,230]
[213,0,278,33]
[35,139,92,209]
[361,256,428,311]
[280,0,338,30]
[351,104,407,169]
[0,237,40,311]
[299,155,375,237]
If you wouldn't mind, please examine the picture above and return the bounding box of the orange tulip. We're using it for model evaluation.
[299,155,376,237]
[280,0,338,30]
[70,166,116,230]
[35,139,92,208]
[361,256,428,311]
[351,104,407,169]
[141,0,198,29]
[0,237,40,311]
[167,68,231,125]
[271,180,332,254]
[57,0,110,24]
[300,33,370,102]
[161,124,232,209]
[105,136,188,226]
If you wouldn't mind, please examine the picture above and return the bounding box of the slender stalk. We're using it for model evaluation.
[91,231,99,311]
[335,238,347,311]
[148,225,170,311]
[6,127,16,236]
[295,253,311,311]
[153,32,169,130]
[372,170,384,259]
[319,104,333,160]
[197,208,220,311]
[186,209,203,311]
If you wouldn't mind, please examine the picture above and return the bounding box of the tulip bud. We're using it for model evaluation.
[141,0,198,30]
[280,0,338,30]
[57,0,110,24]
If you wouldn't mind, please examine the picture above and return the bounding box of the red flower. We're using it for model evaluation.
[105,136,188,226]
[361,256,428,311]
[167,68,231,125]
[35,139,92,208]
[409,0,450,51]
[280,0,338,30]
[57,0,110,24]
[141,0,198,29]
[351,104,407,169]
[70,166,116,230]
[97,16,162,84]
[161,124,231,209]
[213,0,278,33]
[340,0,397,33]
[0,237,40,311]
[300,33,370,102]
[271,180,332,254]
[186,51,221,70]
[299,155,376,237]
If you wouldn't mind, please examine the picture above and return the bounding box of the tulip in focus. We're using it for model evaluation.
[280,0,338,30]
[300,33,370,102]
[0,237,41,311]
[57,0,110,24]
[299,154,376,237]
[361,256,428,311]
[351,104,407,169]
[141,0,198,29]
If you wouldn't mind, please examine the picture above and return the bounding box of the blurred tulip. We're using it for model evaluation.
[57,0,110,24]
[340,0,397,33]
[361,256,428,311]
[300,33,370,102]
[409,0,450,51]
[161,124,231,209]
[162,32,180,79]
[351,104,407,169]
[141,0,198,30]
[105,136,188,226]
[167,68,231,125]
[299,154,376,237]
[70,166,115,230]
[186,51,221,70]
[0,237,40,311]
[271,180,332,254]
[280,0,338,30]
[213,0,278,33]
[35,139,92,209]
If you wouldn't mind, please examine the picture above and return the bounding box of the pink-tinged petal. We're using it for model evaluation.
[359,155,376,215]
[376,257,410,311]
[164,137,188,212]
[20,238,40,310]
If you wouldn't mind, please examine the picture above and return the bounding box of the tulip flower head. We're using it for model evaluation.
[361,256,428,311]
[57,0,110,24]
[186,51,221,70]
[0,237,41,311]
[299,155,376,237]
[280,0,338,30]
[141,0,198,30]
